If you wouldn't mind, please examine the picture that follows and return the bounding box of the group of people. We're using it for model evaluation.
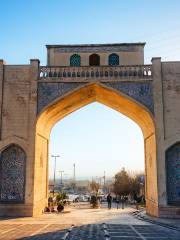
[107,193,127,209]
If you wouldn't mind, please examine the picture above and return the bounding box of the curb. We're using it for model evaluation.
[132,211,180,232]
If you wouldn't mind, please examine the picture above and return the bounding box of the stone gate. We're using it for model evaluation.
[0,43,179,217]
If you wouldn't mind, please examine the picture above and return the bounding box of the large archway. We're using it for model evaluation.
[34,83,157,216]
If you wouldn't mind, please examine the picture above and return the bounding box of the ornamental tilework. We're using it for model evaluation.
[38,82,154,114]
[55,45,140,53]
[0,144,26,203]
[37,82,86,113]
[166,142,180,205]
[104,82,154,113]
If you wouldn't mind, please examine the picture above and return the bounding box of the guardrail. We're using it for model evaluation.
[39,65,152,80]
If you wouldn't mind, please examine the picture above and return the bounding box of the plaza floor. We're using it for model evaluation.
[0,203,179,240]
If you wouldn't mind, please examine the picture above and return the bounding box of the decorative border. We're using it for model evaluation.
[37,81,154,114]
[54,45,141,53]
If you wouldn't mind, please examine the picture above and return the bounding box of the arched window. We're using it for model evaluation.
[70,54,81,67]
[0,144,26,203]
[109,53,119,66]
[89,54,100,66]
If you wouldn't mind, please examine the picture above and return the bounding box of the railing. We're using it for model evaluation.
[39,65,152,80]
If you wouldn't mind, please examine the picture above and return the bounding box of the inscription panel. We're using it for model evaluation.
[166,142,180,205]
[0,144,26,203]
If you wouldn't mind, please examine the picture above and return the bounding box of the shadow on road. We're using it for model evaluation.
[15,223,180,240]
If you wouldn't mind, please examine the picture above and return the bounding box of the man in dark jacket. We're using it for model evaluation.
[107,193,112,209]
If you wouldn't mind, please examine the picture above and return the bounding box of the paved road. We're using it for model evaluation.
[0,205,179,239]
[0,223,179,240]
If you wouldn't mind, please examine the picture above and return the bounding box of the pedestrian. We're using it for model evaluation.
[57,203,64,212]
[107,193,112,209]
[121,196,125,209]
[116,195,120,209]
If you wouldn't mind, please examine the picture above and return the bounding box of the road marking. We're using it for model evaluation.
[130,225,146,240]
[30,224,51,236]
[61,225,75,240]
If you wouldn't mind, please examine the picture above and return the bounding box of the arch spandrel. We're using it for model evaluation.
[37,81,154,115]
[36,83,155,140]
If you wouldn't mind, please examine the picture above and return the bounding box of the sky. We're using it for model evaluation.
[49,103,144,180]
[0,0,180,64]
[0,0,180,179]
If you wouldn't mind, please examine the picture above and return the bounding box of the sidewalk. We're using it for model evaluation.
[133,209,180,231]
[0,205,146,226]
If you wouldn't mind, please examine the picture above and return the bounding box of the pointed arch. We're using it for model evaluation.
[0,144,26,203]
[34,82,157,216]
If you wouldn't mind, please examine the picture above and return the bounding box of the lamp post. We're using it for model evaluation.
[51,154,60,196]
[73,163,76,193]
[59,170,64,185]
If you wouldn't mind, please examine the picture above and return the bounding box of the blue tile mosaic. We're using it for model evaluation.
[104,82,154,113]
[0,144,26,203]
[37,82,86,113]
[166,142,180,205]
[38,82,154,114]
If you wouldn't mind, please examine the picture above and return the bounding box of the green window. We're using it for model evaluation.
[109,53,119,66]
[70,54,81,67]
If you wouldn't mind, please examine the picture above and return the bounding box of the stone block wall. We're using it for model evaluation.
[0,54,179,217]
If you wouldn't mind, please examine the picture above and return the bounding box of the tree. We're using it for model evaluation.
[130,173,143,194]
[129,173,145,203]
[56,192,67,202]
[113,168,132,196]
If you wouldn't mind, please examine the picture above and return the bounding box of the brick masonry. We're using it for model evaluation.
[0,46,179,217]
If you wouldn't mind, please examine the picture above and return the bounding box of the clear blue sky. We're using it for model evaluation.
[1,1,180,179]
[1,0,180,64]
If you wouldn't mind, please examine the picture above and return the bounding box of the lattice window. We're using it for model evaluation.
[109,53,119,66]
[70,54,81,67]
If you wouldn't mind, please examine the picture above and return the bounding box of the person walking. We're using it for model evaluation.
[107,193,112,209]
[121,196,125,209]
[116,195,120,209]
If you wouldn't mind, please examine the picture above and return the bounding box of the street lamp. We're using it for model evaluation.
[51,154,60,196]
[59,170,64,185]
